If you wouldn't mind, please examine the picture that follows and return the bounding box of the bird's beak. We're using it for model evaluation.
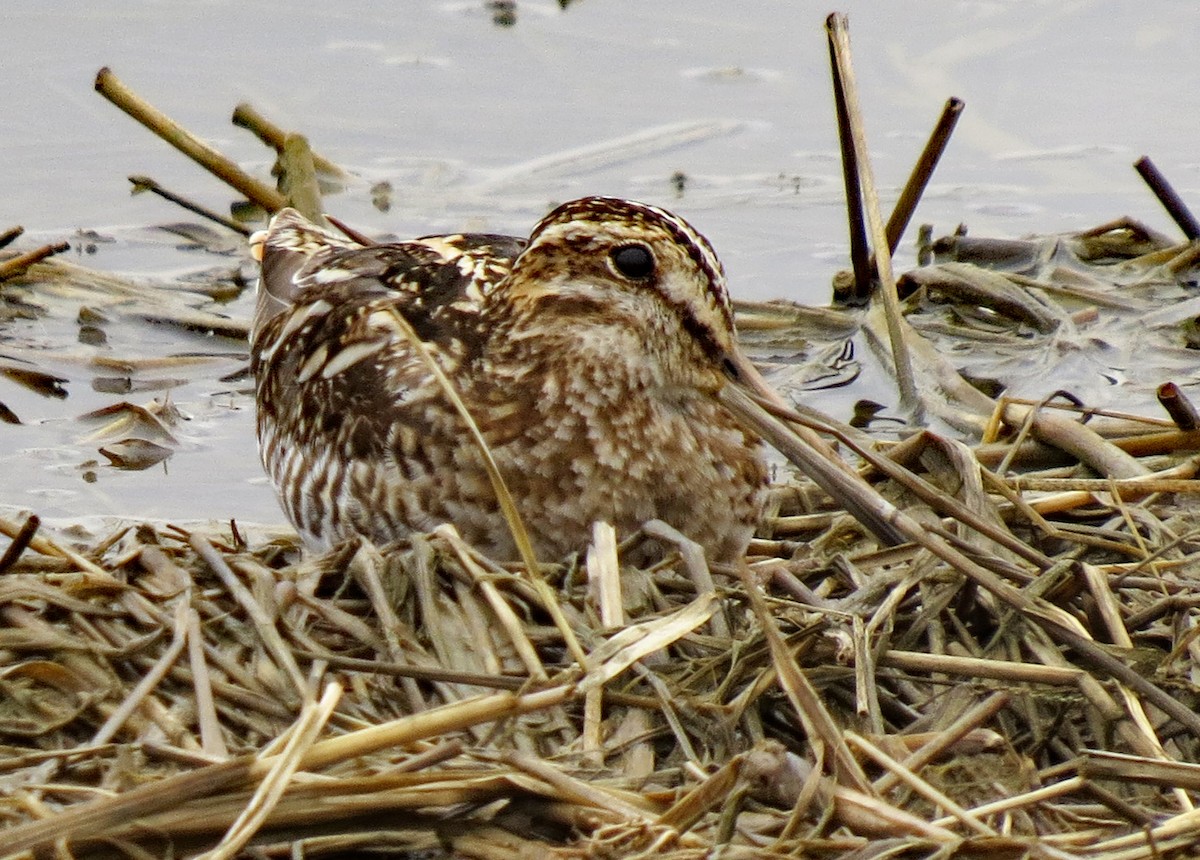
[722,347,793,414]
[719,345,905,547]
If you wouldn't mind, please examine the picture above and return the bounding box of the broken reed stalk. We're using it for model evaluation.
[0,513,39,573]
[1158,381,1200,431]
[731,385,1200,743]
[826,14,920,416]
[0,241,70,282]
[883,97,964,254]
[232,102,348,178]
[95,67,287,212]
[1,685,578,858]
[718,384,906,547]
[0,225,23,250]
[128,175,252,236]
[1134,155,1200,240]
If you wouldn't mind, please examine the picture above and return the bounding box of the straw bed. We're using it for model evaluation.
[3,394,1200,860]
[6,33,1200,856]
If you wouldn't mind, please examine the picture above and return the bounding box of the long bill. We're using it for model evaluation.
[720,349,906,547]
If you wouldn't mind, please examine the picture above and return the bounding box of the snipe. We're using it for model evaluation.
[251,197,770,562]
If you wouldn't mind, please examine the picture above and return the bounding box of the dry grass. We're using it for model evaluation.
[3,378,1200,860]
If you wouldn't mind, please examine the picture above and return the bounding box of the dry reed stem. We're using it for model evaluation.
[90,599,189,746]
[735,563,872,794]
[846,731,997,837]
[0,241,70,281]
[437,525,548,681]
[231,102,348,177]
[190,534,308,700]
[826,14,919,413]
[879,650,1081,685]
[94,67,287,211]
[381,304,589,669]
[197,682,341,860]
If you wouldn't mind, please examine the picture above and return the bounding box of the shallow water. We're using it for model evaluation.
[1,1,1197,527]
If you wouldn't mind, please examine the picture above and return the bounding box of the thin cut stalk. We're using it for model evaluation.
[1134,155,1200,240]
[1080,750,1200,791]
[1158,381,1200,430]
[884,97,964,254]
[825,20,871,301]
[128,175,252,236]
[187,608,229,758]
[381,305,589,669]
[0,513,39,573]
[846,732,996,837]
[881,650,1077,684]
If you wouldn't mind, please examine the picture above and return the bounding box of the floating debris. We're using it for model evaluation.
[97,437,174,469]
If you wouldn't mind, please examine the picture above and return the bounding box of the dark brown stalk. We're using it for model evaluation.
[826,14,919,414]
[1134,156,1200,240]
[826,16,872,302]
[0,225,23,250]
[884,97,964,253]
[1157,382,1200,431]
[0,514,40,573]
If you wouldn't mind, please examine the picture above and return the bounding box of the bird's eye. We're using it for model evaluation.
[610,244,656,280]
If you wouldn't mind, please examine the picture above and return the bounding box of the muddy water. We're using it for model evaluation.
[1,1,1196,527]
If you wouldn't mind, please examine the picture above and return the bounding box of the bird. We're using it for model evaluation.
[249,197,770,564]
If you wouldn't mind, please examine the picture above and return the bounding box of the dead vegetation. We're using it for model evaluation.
[3,381,1200,860]
[6,12,1200,860]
